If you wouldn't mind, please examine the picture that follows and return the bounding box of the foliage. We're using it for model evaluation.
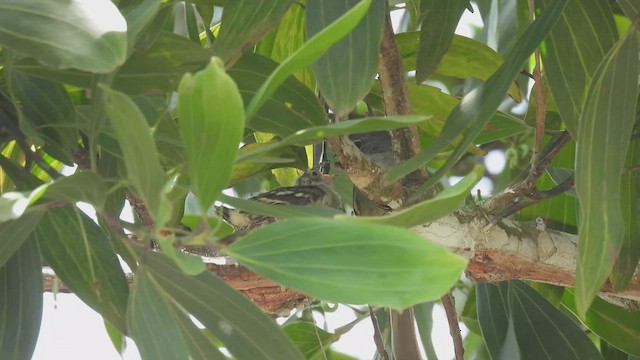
[0,0,639,359]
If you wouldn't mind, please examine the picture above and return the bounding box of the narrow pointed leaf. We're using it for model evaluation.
[178,58,245,211]
[34,206,129,332]
[245,0,372,120]
[145,251,305,360]
[212,0,295,65]
[306,0,385,116]
[0,212,43,269]
[128,267,189,360]
[104,87,167,220]
[226,218,467,308]
[337,165,483,227]
[574,24,639,316]
[0,238,42,360]
[282,322,338,359]
[476,282,511,360]
[508,281,603,360]
[413,302,438,360]
[173,311,226,360]
[45,171,107,209]
[540,0,617,136]
[415,0,468,83]
[385,0,568,184]
[0,0,126,72]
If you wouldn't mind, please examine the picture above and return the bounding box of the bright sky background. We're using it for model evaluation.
[32,5,490,360]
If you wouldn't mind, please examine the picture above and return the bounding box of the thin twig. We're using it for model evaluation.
[528,0,546,158]
[441,292,464,360]
[369,306,389,360]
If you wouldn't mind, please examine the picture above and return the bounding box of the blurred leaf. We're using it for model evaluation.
[574,24,638,316]
[337,165,483,226]
[45,171,107,209]
[35,206,129,333]
[385,0,568,186]
[228,54,327,137]
[172,310,227,360]
[562,289,640,357]
[120,0,161,53]
[0,212,43,269]
[103,87,167,221]
[460,286,481,334]
[282,322,339,359]
[476,282,511,359]
[231,142,308,185]
[178,57,245,211]
[414,302,438,360]
[0,186,47,222]
[245,0,372,120]
[11,72,78,165]
[610,140,640,290]
[238,115,429,162]
[619,0,640,18]
[212,0,295,65]
[144,251,305,360]
[540,0,617,136]
[0,0,126,72]
[415,0,468,83]
[397,33,521,101]
[0,237,42,360]
[226,218,467,308]
[509,281,603,360]
[306,0,385,116]
[128,267,190,360]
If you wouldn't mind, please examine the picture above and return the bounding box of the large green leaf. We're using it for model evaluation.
[45,171,107,210]
[476,282,511,360]
[337,165,483,227]
[282,322,339,359]
[0,212,43,269]
[103,87,167,221]
[562,289,640,357]
[229,54,327,137]
[0,0,126,72]
[34,206,129,332]
[178,57,245,211]
[306,0,384,116]
[574,24,638,316]
[245,0,372,120]
[611,140,640,290]
[128,267,190,360]
[0,238,42,360]
[415,0,468,83]
[237,115,428,162]
[212,0,295,64]
[509,281,603,360]
[540,0,617,136]
[413,302,438,360]
[144,251,305,360]
[11,72,78,165]
[384,0,568,186]
[226,218,467,308]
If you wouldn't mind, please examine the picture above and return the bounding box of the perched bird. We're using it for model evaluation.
[222,169,342,230]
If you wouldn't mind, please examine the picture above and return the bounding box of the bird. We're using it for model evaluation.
[221,169,342,230]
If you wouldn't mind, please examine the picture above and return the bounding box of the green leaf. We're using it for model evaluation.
[306,0,384,116]
[35,206,129,333]
[0,186,47,222]
[574,24,639,316]
[0,238,42,360]
[540,0,617,137]
[0,212,43,269]
[228,54,327,137]
[384,0,568,186]
[337,165,483,227]
[415,0,468,83]
[562,289,640,357]
[237,115,428,162]
[231,142,308,185]
[219,193,343,220]
[0,0,126,72]
[282,322,339,359]
[476,282,511,360]
[11,72,78,165]
[413,302,438,360]
[619,0,640,18]
[120,0,161,53]
[509,281,603,360]
[610,140,640,291]
[172,309,227,360]
[212,0,295,64]
[128,267,190,360]
[103,87,167,221]
[245,0,372,120]
[178,57,245,211]
[226,218,467,308]
[144,251,305,360]
[45,171,107,209]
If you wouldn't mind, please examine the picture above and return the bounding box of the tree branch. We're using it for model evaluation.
[441,292,464,360]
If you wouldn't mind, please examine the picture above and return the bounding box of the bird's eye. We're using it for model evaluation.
[310,170,319,176]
